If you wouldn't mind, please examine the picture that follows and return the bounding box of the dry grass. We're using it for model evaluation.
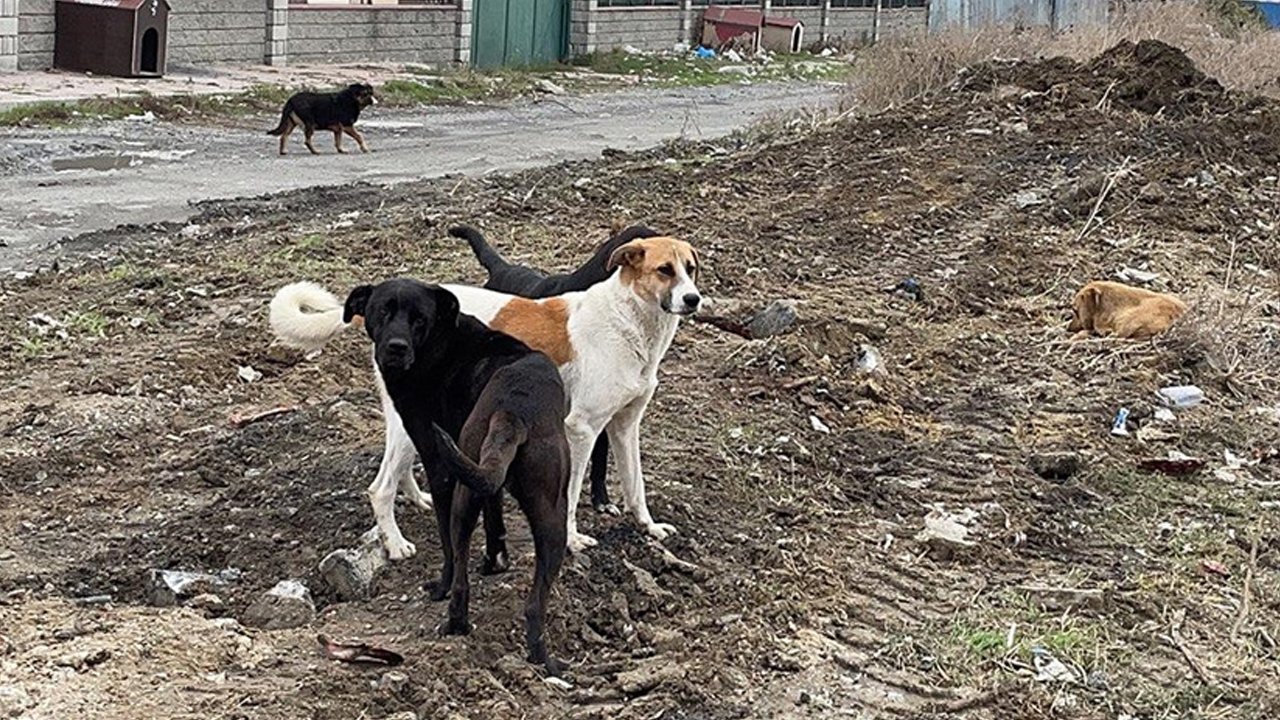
[846,0,1280,113]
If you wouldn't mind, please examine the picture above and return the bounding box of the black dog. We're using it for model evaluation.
[449,223,660,514]
[268,82,376,156]
[345,278,569,675]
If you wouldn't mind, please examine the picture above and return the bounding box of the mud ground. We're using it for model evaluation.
[0,81,837,273]
[1,41,1279,719]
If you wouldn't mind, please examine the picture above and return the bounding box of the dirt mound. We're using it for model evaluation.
[963,39,1227,117]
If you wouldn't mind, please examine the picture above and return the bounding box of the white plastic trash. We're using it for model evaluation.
[1157,385,1204,409]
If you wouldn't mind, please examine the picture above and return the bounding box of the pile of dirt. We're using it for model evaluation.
[962,39,1229,117]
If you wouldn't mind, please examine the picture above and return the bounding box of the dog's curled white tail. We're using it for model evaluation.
[269,281,349,352]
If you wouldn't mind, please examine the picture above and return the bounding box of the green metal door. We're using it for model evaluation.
[472,0,568,68]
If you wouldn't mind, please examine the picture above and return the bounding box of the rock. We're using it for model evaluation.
[846,318,888,341]
[319,529,388,601]
[377,670,410,692]
[746,299,798,339]
[1014,190,1044,209]
[616,660,687,695]
[623,560,673,599]
[187,593,225,613]
[1028,452,1082,481]
[0,685,32,718]
[242,580,315,630]
[55,647,110,670]
[914,509,976,559]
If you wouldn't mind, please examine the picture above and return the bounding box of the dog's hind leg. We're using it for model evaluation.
[304,126,319,155]
[332,127,346,154]
[278,121,294,156]
[589,434,619,516]
[514,453,568,676]
[480,495,510,575]
[439,485,483,636]
[368,366,426,560]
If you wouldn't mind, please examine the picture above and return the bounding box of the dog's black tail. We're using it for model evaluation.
[448,225,513,274]
[266,104,291,136]
[429,416,527,497]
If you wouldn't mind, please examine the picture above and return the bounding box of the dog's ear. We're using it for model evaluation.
[690,246,702,282]
[344,285,374,325]
[607,241,646,273]
[1067,285,1098,333]
[431,287,460,329]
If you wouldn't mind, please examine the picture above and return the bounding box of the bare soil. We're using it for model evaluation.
[2,41,1278,719]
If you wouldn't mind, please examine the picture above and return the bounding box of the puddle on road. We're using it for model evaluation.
[50,149,195,173]
[52,154,147,172]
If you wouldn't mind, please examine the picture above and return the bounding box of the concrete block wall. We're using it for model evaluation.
[167,0,267,64]
[17,0,52,70]
[825,8,875,44]
[595,7,685,52]
[288,7,458,65]
[879,7,926,38]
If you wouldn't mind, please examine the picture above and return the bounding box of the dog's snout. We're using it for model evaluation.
[683,293,701,310]
[385,338,410,355]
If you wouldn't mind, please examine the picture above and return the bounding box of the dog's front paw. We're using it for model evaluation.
[594,502,621,517]
[438,617,472,637]
[406,491,433,510]
[384,536,417,561]
[645,522,677,541]
[567,532,598,554]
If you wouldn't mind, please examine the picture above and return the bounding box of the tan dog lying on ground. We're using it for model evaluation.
[1067,280,1187,339]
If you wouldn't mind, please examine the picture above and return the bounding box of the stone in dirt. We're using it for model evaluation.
[241,580,316,630]
[616,660,688,695]
[1028,452,1082,481]
[319,528,388,601]
[148,568,240,607]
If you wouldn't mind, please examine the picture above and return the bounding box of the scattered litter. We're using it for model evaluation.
[572,177,591,189]
[1196,169,1217,187]
[229,405,298,428]
[965,127,994,136]
[179,223,202,238]
[1014,190,1044,209]
[237,365,262,383]
[1116,267,1159,284]
[1200,559,1230,577]
[809,415,831,434]
[1110,407,1131,437]
[1213,449,1258,483]
[723,49,744,63]
[887,278,925,302]
[1153,407,1176,423]
[544,676,574,691]
[1032,646,1081,683]
[694,46,716,59]
[855,344,882,374]
[318,635,403,666]
[126,111,156,123]
[1157,385,1203,409]
[718,65,754,76]
[1138,451,1205,476]
[623,44,645,56]
[535,78,566,95]
[149,568,241,607]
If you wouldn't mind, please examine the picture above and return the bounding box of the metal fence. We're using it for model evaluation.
[927,0,1108,31]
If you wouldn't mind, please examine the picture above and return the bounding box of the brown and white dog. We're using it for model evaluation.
[1067,280,1187,339]
[270,236,701,556]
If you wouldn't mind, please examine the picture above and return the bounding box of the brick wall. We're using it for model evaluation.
[288,7,458,65]
[168,0,267,64]
[595,6,685,52]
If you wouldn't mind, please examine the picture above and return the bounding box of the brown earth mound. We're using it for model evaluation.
[963,39,1228,117]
